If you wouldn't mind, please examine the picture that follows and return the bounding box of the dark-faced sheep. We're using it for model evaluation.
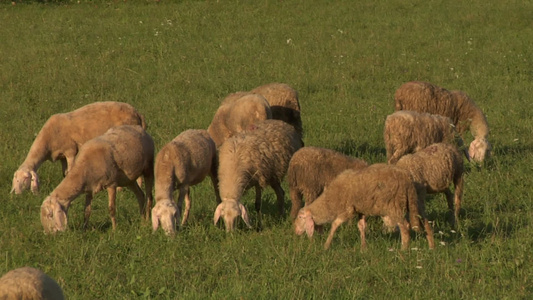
[40,125,154,233]
[0,267,65,300]
[12,101,147,195]
[214,119,303,232]
[152,129,220,235]
[384,110,467,164]
[288,146,368,220]
[207,94,272,148]
[394,143,464,227]
[394,81,491,162]
[294,164,435,250]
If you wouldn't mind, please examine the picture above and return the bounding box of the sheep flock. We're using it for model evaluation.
[7,81,491,294]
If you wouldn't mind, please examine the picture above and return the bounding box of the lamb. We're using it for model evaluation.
[207,93,272,148]
[394,143,464,227]
[40,125,154,233]
[12,101,147,195]
[294,163,435,250]
[214,119,303,232]
[288,146,368,220]
[0,267,65,300]
[384,110,467,164]
[394,81,491,162]
[151,129,220,235]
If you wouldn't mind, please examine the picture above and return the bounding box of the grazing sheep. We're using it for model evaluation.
[294,164,435,250]
[288,146,368,220]
[250,83,303,136]
[384,110,467,164]
[394,143,464,227]
[207,94,272,148]
[40,125,154,233]
[12,101,147,195]
[151,129,220,235]
[214,119,303,232]
[0,267,65,300]
[394,81,491,162]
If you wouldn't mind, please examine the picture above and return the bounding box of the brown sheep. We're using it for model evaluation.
[214,120,303,232]
[288,146,368,220]
[12,101,147,195]
[152,129,220,235]
[384,110,467,164]
[207,94,272,148]
[294,164,435,250]
[40,125,154,233]
[394,143,464,227]
[394,81,491,162]
[0,267,65,300]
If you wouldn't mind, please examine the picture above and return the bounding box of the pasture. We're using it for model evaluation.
[1,0,532,298]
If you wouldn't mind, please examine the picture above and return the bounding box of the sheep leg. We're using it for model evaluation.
[83,193,93,230]
[289,188,302,220]
[423,217,435,250]
[397,219,411,251]
[270,181,285,217]
[128,181,147,220]
[179,186,191,226]
[143,165,154,219]
[324,217,347,250]
[60,158,68,177]
[254,185,262,231]
[444,188,456,227]
[357,215,367,251]
[107,187,117,230]
[453,175,464,228]
[209,168,221,204]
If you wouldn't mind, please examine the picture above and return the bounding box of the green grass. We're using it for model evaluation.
[1,0,532,298]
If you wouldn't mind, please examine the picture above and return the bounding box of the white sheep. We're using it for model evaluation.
[40,125,154,233]
[394,143,465,227]
[151,129,220,235]
[0,267,65,300]
[12,101,147,195]
[207,93,272,148]
[294,163,435,250]
[394,81,491,162]
[384,110,467,164]
[214,119,303,232]
[287,146,368,220]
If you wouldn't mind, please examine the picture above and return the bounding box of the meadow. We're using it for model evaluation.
[0,0,532,298]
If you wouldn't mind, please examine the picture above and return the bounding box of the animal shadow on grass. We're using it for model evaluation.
[334,139,386,160]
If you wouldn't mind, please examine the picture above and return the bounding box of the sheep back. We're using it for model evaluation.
[288,146,368,219]
[0,267,65,300]
[384,110,461,164]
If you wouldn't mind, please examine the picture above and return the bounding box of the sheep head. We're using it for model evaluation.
[294,209,315,237]
[11,168,39,195]
[469,138,491,162]
[151,199,179,236]
[40,196,68,233]
[213,199,251,232]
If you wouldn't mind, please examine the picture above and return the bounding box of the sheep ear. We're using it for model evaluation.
[468,139,479,161]
[238,203,252,228]
[214,203,223,225]
[151,210,160,232]
[53,202,68,231]
[305,216,315,237]
[30,171,39,195]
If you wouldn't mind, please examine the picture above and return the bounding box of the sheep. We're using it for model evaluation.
[0,267,65,300]
[221,83,303,136]
[384,110,468,164]
[207,93,272,148]
[394,81,491,162]
[151,129,220,235]
[12,101,147,195]
[287,146,368,220]
[250,83,303,136]
[294,163,435,250]
[394,143,464,227]
[40,125,154,233]
[214,119,303,232]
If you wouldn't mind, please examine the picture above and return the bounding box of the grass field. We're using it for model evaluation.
[1,0,532,298]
